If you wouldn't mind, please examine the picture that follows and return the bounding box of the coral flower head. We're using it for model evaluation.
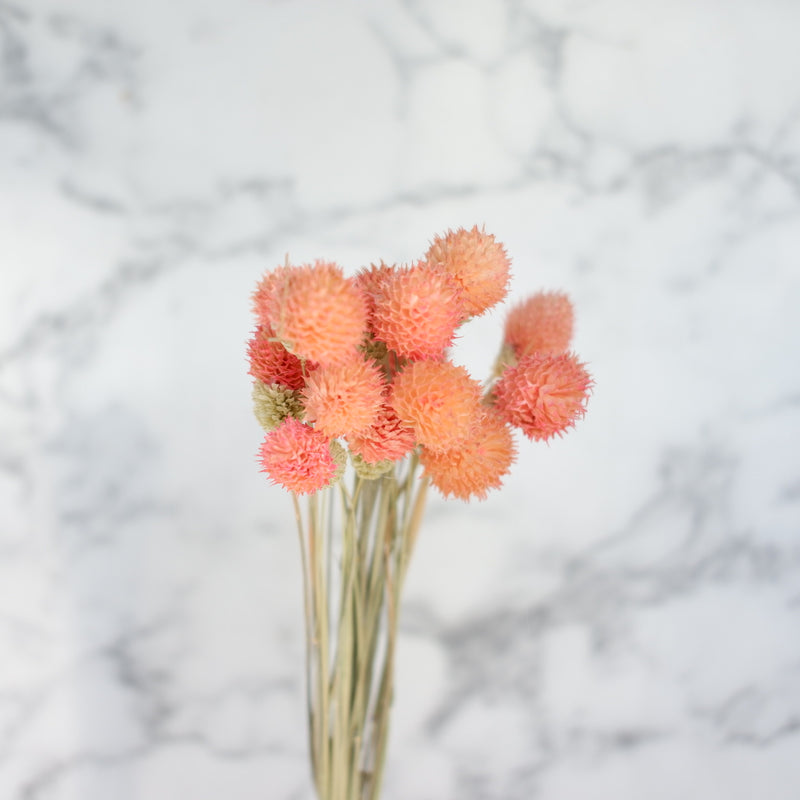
[247,326,308,390]
[347,400,416,464]
[391,360,482,451]
[504,291,574,357]
[355,261,397,328]
[420,408,516,501]
[493,352,592,441]
[302,357,386,438]
[266,261,367,366]
[425,226,511,318]
[370,261,464,361]
[258,417,336,495]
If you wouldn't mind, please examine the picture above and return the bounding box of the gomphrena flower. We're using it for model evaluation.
[391,360,482,451]
[351,452,394,480]
[420,408,516,501]
[247,326,308,390]
[266,261,367,365]
[355,261,396,327]
[493,352,592,441]
[370,261,464,361]
[347,400,416,464]
[302,357,386,438]
[258,417,337,495]
[504,291,574,357]
[251,265,291,329]
[252,381,305,431]
[425,225,511,318]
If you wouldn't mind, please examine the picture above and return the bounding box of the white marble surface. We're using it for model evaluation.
[2,1,800,798]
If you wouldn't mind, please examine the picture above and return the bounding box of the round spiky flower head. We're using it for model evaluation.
[252,381,305,431]
[347,400,416,464]
[504,291,574,357]
[391,360,482,452]
[420,408,516,501]
[252,264,291,330]
[258,417,336,495]
[302,357,385,438]
[425,225,511,318]
[247,326,308,390]
[370,261,464,361]
[493,352,592,441]
[267,261,367,366]
[351,452,394,480]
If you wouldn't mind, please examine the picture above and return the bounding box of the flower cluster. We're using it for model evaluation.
[248,226,592,499]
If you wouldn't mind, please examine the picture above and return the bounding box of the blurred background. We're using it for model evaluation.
[1,1,799,798]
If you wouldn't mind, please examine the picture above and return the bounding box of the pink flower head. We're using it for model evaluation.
[493,352,592,441]
[420,408,516,501]
[390,360,482,451]
[425,226,511,318]
[347,400,416,464]
[247,326,308,390]
[504,291,574,357]
[258,417,336,494]
[302,357,386,438]
[370,261,464,361]
[267,261,367,366]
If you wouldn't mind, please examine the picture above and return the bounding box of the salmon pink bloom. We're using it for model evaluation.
[493,352,592,441]
[425,226,511,318]
[258,417,336,495]
[347,400,416,464]
[504,291,574,357]
[391,360,482,451]
[302,358,385,438]
[420,408,516,501]
[370,262,464,361]
[267,261,367,366]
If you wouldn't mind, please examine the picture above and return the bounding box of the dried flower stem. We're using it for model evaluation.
[292,455,428,800]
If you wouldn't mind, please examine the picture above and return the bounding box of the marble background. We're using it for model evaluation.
[2,1,800,798]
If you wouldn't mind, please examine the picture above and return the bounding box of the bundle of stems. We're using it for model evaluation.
[292,453,429,800]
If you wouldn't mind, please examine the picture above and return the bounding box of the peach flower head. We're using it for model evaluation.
[267,261,367,365]
[390,360,482,451]
[425,226,511,318]
[347,400,416,464]
[493,352,592,441]
[252,265,291,330]
[247,326,308,390]
[420,408,516,501]
[370,261,464,361]
[504,291,574,357]
[258,417,336,495]
[355,261,397,327]
[302,357,386,438]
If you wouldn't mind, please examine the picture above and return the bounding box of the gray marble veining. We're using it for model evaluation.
[2,1,799,798]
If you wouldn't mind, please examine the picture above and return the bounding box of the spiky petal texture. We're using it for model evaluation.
[420,408,516,501]
[504,291,574,357]
[391,360,482,452]
[302,358,385,438]
[251,265,291,330]
[370,262,464,361]
[258,418,336,494]
[347,400,416,464]
[252,381,305,431]
[267,261,367,366]
[493,352,592,441]
[425,225,511,318]
[247,326,308,390]
[355,261,396,329]
[351,452,394,480]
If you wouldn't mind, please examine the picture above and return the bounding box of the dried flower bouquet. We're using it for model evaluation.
[247,227,592,800]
